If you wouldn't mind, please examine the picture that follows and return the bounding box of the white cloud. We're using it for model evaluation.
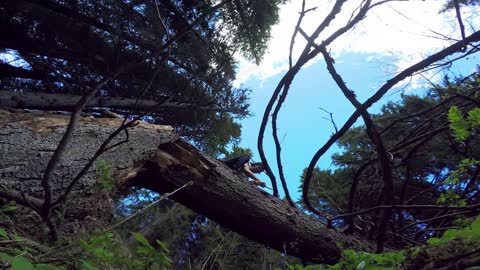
[234,0,479,87]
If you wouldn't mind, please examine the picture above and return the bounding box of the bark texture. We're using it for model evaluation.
[0,109,175,234]
[0,110,375,263]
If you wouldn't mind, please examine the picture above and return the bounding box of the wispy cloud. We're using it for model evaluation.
[234,0,478,87]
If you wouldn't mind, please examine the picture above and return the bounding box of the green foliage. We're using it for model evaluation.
[94,159,114,191]
[448,106,480,141]
[444,158,479,185]
[196,112,243,156]
[79,231,171,270]
[468,107,480,126]
[79,232,118,265]
[298,168,352,215]
[0,227,65,270]
[11,256,36,270]
[131,232,172,270]
[222,0,286,62]
[79,260,97,270]
[325,250,404,270]
[403,216,480,269]
[440,158,479,205]
[0,227,7,239]
[448,106,471,140]
[276,250,405,270]
[0,200,17,213]
[221,145,253,159]
[427,216,480,246]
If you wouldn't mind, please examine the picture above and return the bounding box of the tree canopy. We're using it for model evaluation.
[0,0,283,155]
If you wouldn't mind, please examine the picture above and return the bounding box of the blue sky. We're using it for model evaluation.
[233,1,480,201]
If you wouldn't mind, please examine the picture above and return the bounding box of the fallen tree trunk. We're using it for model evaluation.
[122,139,377,263]
[0,109,375,264]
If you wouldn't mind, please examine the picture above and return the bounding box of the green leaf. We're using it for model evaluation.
[471,216,480,235]
[0,252,13,261]
[0,228,7,239]
[80,259,98,270]
[427,237,442,245]
[457,199,467,207]
[11,256,35,270]
[132,232,152,249]
[357,260,366,269]
[442,228,460,239]
[450,120,471,140]
[155,240,170,252]
[467,108,480,126]
[448,106,463,122]
[448,106,471,140]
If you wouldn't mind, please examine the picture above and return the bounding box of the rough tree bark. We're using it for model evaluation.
[0,110,375,264]
[0,109,176,234]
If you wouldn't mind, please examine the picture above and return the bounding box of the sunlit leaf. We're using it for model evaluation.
[448,106,463,122]
[357,260,366,269]
[467,108,480,126]
[448,106,471,140]
[427,237,443,245]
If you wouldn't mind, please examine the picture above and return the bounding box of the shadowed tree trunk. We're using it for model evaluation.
[0,109,375,264]
[0,91,225,114]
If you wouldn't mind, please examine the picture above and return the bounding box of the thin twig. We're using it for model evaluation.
[319,107,338,132]
[105,181,193,232]
[289,0,307,69]
[387,210,474,238]
[330,203,480,221]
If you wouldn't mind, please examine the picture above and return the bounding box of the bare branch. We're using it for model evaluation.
[271,79,296,207]
[258,0,374,197]
[331,203,480,221]
[453,0,467,51]
[319,108,338,132]
[319,45,393,252]
[388,210,476,238]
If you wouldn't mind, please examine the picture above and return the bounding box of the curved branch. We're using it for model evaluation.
[257,0,372,198]
[319,44,392,252]
[303,30,480,221]
[271,79,296,206]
